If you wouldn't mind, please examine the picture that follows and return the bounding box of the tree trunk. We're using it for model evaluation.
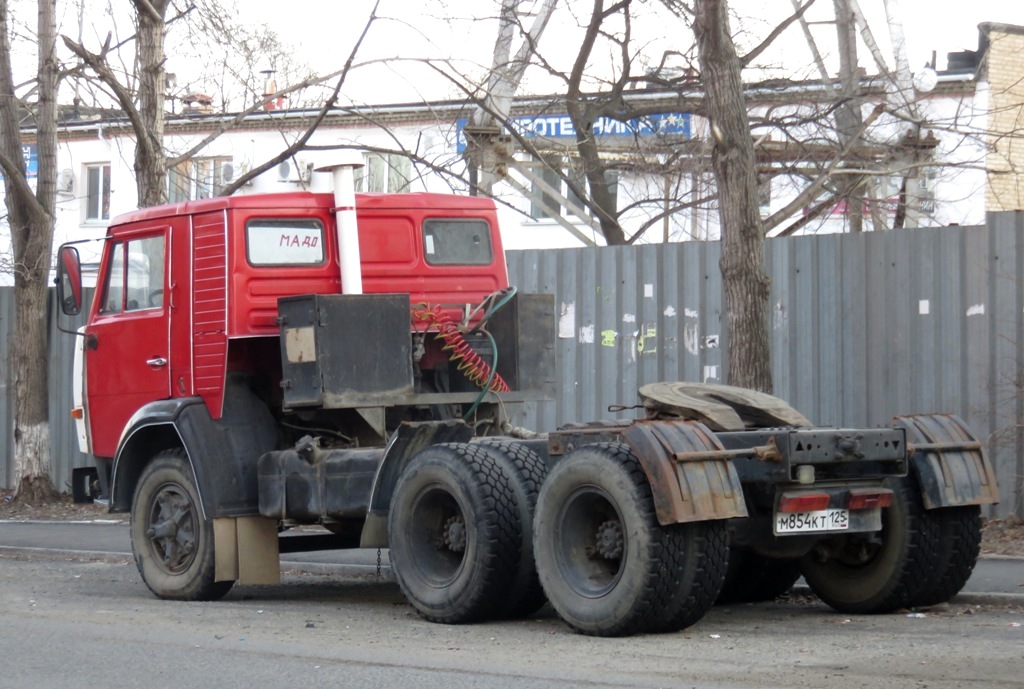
[693,0,773,392]
[0,0,59,501]
[565,0,626,245]
[133,0,170,207]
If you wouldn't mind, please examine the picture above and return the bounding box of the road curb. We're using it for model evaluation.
[0,545,131,564]
[789,584,1024,606]
[0,545,396,580]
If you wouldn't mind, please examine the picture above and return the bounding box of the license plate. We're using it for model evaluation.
[774,508,850,535]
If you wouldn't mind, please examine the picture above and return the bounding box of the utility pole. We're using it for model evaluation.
[833,0,865,233]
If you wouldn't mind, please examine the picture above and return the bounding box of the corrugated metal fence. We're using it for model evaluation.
[507,214,1024,517]
[2,217,1022,515]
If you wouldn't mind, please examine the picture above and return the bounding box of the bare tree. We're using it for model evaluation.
[0,0,58,501]
[62,0,349,208]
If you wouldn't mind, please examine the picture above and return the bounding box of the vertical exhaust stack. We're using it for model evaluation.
[316,154,365,295]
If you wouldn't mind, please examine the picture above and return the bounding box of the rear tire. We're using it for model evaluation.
[907,505,982,608]
[717,547,801,604]
[534,442,724,636]
[800,477,939,614]
[388,443,519,624]
[131,449,233,601]
[474,439,548,618]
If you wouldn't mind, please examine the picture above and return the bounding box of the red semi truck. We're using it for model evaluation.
[56,173,999,637]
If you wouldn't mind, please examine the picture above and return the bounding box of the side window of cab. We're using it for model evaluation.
[100,235,166,314]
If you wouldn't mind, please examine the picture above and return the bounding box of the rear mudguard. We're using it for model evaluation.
[620,419,748,525]
[359,419,473,547]
[894,413,1000,509]
[108,381,278,519]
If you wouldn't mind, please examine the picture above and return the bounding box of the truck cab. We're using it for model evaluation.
[60,190,552,512]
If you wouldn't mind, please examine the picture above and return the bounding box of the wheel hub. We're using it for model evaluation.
[592,519,624,560]
[146,489,197,573]
[442,515,466,552]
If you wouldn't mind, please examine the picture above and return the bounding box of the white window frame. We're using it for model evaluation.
[167,156,232,203]
[355,153,412,193]
[84,163,111,223]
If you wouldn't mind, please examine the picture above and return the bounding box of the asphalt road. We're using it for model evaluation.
[1,554,1023,689]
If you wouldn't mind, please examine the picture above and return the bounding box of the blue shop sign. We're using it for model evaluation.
[456,112,690,153]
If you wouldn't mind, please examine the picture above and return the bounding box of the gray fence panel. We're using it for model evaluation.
[47,288,94,493]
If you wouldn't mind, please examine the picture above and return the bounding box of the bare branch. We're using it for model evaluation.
[740,0,817,68]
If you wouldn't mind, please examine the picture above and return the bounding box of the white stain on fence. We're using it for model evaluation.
[558,302,575,338]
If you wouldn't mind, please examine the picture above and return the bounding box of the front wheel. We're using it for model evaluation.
[131,449,233,601]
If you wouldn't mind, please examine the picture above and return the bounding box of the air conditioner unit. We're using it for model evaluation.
[277,158,313,184]
[58,168,74,192]
[277,159,292,182]
[220,161,236,184]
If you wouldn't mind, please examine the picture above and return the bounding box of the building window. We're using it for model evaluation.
[167,156,231,203]
[85,163,111,221]
[356,153,412,193]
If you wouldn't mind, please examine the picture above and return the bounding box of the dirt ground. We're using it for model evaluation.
[4,487,1023,557]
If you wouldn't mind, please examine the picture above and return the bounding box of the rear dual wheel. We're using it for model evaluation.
[473,440,548,618]
[800,477,938,614]
[907,504,981,608]
[388,443,522,623]
[800,475,983,614]
[533,443,727,636]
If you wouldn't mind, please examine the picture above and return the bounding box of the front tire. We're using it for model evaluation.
[800,477,938,614]
[131,449,233,601]
[388,443,520,624]
[534,443,725,636]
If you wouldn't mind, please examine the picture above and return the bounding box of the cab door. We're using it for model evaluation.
[85,231,171,458]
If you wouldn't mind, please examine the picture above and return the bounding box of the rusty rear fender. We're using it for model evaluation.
[620,420,748,526]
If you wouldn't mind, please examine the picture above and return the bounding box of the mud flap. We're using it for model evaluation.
[621,420,747,525]
[894,414,1000,509]
[214,516,281,585]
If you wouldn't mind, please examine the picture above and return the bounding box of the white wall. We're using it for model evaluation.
[0,84,998,287]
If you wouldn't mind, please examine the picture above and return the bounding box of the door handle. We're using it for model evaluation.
[146,357,168,368]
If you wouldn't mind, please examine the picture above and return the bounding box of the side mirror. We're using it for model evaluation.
[56,245,83,316]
